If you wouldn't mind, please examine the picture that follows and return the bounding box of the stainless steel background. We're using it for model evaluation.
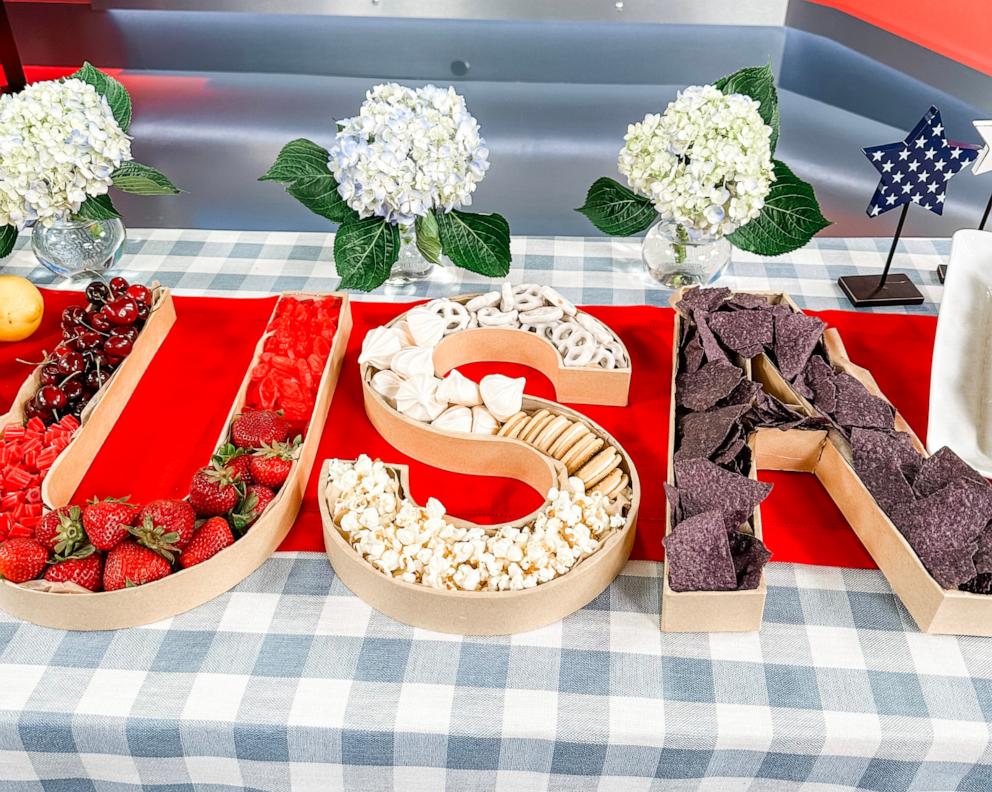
[8,1,992,236]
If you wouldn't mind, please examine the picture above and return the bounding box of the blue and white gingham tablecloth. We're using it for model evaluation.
[2,231,990,792]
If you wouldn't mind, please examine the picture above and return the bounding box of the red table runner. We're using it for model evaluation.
[1,291,938,568]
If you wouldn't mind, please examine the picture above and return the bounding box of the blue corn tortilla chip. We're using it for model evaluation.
[676,404,750,462]
[677,360,743,412]
[680,328,705,374]
[707,310,774,358]
[664,510,738,592]
[729,530,772,590]
[676,287,732,315]
[974,523,992,575]
[850,428,917,516]
[749,390,812,431]
[790,374,814,401]
[898,479,992,588]
[832,373,895,430]
[961,573,992,594]
[914,446,987,497]
[718,379,763,408]
[773,311,826,380]
[664,482,682,524]
[803,355,837,413]
[674,457,772,532]
[726,293,771,310]
[693,310,730,364]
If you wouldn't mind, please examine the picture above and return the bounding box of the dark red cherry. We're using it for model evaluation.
[135,302,150,321]
[86,310,112,332]
[62,378,85,402]
[103,298,139,327]
[85,281,111,305]
[61,306,86,330]
[103,335,133,358]
[36,386,67,411]
[125,284,152,307]
[85,369,111,390]
[74,330,103,351]
[109,277,130,297]
[39,365,61,387]
[54,351,85,376]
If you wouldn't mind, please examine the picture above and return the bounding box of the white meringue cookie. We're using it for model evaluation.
[358,326,403,370]
[479,374,525,422]
[405,306,446,348]
[392,319,416,347]
[390,346,436,379]
[431,405,473,433]
[436,369,482,407]
[471,406,499,435]
[371,369,404,401]
[395,375,446,422]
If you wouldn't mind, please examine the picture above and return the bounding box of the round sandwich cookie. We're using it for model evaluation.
[520,409,554,444]
[561,434,605,475]
[497,411,530,439]
[548,422,591,459]
[590,468,626,497]
[534,415,572,453]
[576,448,621,488]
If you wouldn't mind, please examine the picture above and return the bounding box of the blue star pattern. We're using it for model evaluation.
[863,105,980,217]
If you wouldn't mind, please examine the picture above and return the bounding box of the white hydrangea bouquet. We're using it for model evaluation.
[0,63,181,258]
[262,83,511,291]
[578,64,828,256]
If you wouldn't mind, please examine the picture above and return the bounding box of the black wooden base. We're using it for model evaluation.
[937,264,947,284]
[837,273,924,307]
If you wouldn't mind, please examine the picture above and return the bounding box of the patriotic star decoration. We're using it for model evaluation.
[863,105,980,218]
[973,120,992,176]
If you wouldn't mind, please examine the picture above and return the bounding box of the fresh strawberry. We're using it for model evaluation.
[231,484,276,532]
[230,410,290,449]
[137,499,196,549]
[83,498,137,551]
[179,517,235,568]
[189,463,243,516]
[248,437,300,488]
[44,550,103,592]
[212,443,252,484]
[103,541,172,591]
[36,505,87,556]
[0,538,49,583]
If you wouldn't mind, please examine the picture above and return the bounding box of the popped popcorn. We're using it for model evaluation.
[327,83,490,226]
[617,84,774,238]
[326,456,628,592]
[0,78,132,229]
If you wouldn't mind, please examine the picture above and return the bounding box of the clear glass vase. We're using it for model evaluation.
[387,225,436,285]
[31,217,126,278]
[641,221,732,288]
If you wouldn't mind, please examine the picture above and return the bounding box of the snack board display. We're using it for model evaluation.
[665,287,992,636]
[322,288,639,634]
[0,291,351,630]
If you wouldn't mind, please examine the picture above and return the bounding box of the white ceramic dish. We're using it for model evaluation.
[928,229,992,475]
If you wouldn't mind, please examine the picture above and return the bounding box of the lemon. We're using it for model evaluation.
[0,275,44,342]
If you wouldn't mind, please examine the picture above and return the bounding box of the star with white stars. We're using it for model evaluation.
[973,120,992,176]
[862,105,980,217]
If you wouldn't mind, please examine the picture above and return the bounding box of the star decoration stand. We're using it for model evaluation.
[840,106,978,306]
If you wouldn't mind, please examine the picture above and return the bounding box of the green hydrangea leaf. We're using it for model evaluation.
[260,138,332,183]
[286,174,358,225]
[68,62,132,133]
[0,226,17,258]
[75,193,121,221]
[414,212,442,264]
[112,161,182,195]
[334,217,400,292]
[714,62,780,154]
[576,177,657,236]
[435,209,511,277]
[727,159,830,256]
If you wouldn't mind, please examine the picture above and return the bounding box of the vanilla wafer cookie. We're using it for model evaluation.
[520,410,554,444]
[534,415,571,453]
[548,422,589,459]
[576,449,621,488]
[561,435,604,475]
[497,411,529,439]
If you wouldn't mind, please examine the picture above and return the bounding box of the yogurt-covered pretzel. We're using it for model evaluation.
[559,329,596,367]
[426,299,471,334]
[512,284,544,313]
[519,306,564,325]
[540,285,577,317]
[476,306,520,327]
[466,291,501,313]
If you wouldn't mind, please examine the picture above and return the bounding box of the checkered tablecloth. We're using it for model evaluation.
[3,230,990,792]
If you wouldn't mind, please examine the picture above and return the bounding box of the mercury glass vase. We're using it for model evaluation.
[32,217,126,278]
[641,221,732,288]
[387,225,436,285]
